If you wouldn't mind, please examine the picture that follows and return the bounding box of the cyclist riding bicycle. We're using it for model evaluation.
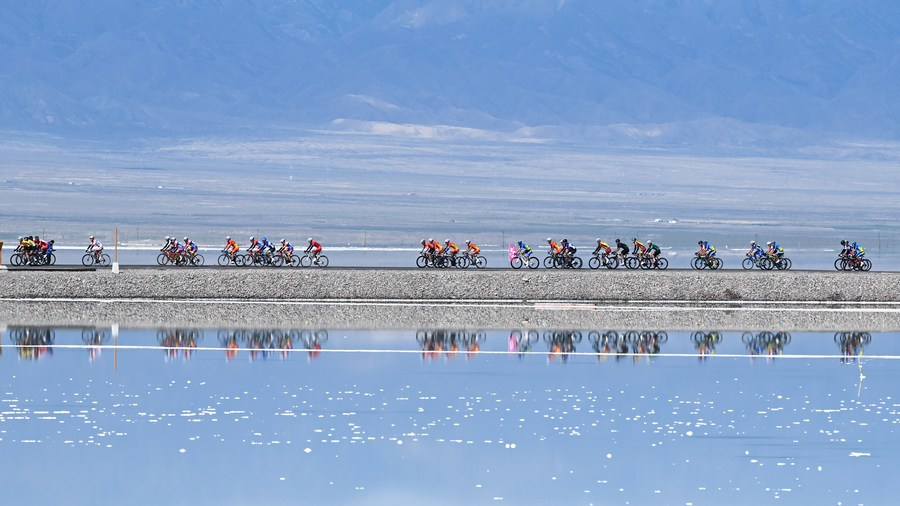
[697,240,717,259]
[614,239,630,259]
[632,238,647,257]
[445,239,460,257]
[421,239,436,262]
[645,240,661,264]
[464,240,481,257]
[224,236,239,257]
[547,238,562,255]
[560,239,576,258]
[766,241,784,258]
[516,240,533,258]
[747,240,764,259]
[247,236,261,254]
[183,237,198,260]
[593,239,612,256]
[278,239,294,258]
[87,235,104,261]
[306,237,323,259]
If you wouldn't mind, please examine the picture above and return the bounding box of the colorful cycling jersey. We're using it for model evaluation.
[647,243,661,255]
[186,241,198,252]
[594,242,611,254]
[433,242,443,253]
[548,241,561,254]
[308,240,322,252]
[465,243,480,255]
[633,241,646,253]
[446,242,460,254]
[226,239,238,251]
[699,241,716,253]
[281,243,294,253]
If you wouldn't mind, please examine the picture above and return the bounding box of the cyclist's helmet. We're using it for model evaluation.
[632,237,637,242]
[261,237,267,242]
[308,237,313,242]
[750,241,755,246]
[89,235,95,240]
[226,236,231,240]
[465,240,471,244]
[596,238,602,243]
[648,240,653,246]
[428,238,434,243]
[445,239,451,243]
[184,237,189,242]
[840,240,846,246]
[249,236,255,241]
[546,237,552,242]
[698,240,703,245]
[562,238,568,243]
[518,241,525,248]
[766,241,773,246]
[421,239,426,245]
[280,239,285,243]
[615,238,621,243]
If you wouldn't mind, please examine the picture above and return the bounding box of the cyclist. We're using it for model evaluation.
[247,236,261,254]
[278,239,294,259]
[445,239,460,258]
[593,239,612,256]
[41,239,55,262]
[224,236,239,258]
[430,237,443,256]
[766,241,784,258]
[87,235,104,262]
[547,238,562,256]
[851,241,865,258]
[464,240,481,258]
[183,237,198,262]
[747,240,764,261]
[306,237,323,260]
[420,239,436,263]
[645,240,661,265]
[632,238,647,259]
[697,240,717,265]
[560,239,577,264]
[614,238,630,260]
[516,240,533,258]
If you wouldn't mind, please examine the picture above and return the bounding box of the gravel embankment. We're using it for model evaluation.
[1,268,899,330]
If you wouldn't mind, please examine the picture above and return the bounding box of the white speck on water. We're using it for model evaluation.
[686,431,693,437]
[606,453,613,459]
[304,448,312,454]
[279,477,286,481]
[178,448,186,453]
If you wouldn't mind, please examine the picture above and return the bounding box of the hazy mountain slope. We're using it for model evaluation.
[1,0,898,143]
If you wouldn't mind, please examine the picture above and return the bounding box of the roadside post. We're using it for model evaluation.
[112,226,120,274]
[0,240,5,270]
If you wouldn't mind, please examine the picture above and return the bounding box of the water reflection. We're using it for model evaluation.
[157,329,202,361]
[691,331,722,360]
[7,326,55,360]
[81,328,110,362]
[416,330,484,360]
[544,330,581,362]
[742,331,791,358]
[836,331,872,363]
[215,330,331,361]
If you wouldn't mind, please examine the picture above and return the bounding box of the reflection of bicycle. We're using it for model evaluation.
[691,331,721,358]
[741,331,790,356]
[835,332,871,362]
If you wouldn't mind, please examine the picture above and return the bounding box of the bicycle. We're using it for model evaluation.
[588,252,618,269]
[461,252,487,269]
[82,249,111,267]
[691,253,722,270]
[638,254,668,270]
[510,248,538,269]
[272,250,301,267]
[742,253,772,270]
[218,249,244,266]
[300,251,329,267]
[835,254,871,271]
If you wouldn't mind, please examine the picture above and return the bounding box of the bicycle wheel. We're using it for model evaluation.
[760,257,774,270]
[475,255,487,268]
[742,257,754,270]
[193,254,205,266]
[625,257,639,269]
[218,253,231,266]
[271,255,284,267]
[156,253,169,266]
[655,257,668,270]
[510,257,524,269]
[11,253,24,266]
[543,255,554,268]
[316,255,329,267]
[589,256,601,269]
[415,255,427,268]
[834,258,844,271]
[605,256,619,269]
[525,256,537,269]
[301,254,314,267]
[99,254,111,267]
[82,253,94,266]
[861,259,872,271]
[290,255,301,267]
[692,257,705,270]
[711,257,722,270]
[571,257,583,269]
[457,256,470,268]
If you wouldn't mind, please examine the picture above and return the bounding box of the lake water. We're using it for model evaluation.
[1,326,897,505]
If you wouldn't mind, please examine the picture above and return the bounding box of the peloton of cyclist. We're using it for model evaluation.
[306,237,323,260]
